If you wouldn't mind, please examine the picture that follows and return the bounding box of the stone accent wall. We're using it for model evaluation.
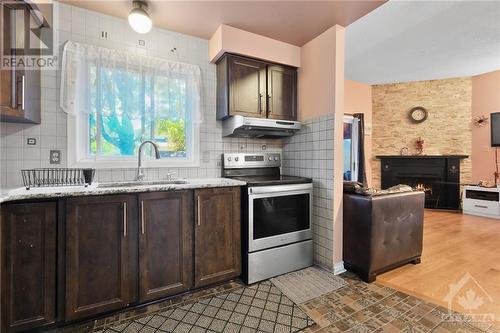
[372,78,472,188]
[282,114,334,269]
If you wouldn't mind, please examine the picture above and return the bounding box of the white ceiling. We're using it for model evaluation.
[345,1,500,84]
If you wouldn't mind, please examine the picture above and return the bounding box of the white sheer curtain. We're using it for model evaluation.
[60,40,203,124]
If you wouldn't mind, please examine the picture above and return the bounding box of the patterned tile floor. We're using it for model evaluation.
[300,272,500,333]
[50,269,499,333]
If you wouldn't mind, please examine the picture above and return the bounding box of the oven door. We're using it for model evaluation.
[248,183,313,252]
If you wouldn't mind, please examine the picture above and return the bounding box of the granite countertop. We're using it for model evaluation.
[0,178,246,204]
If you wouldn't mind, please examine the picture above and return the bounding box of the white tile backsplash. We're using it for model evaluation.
[283,114,335,270]
[0,2,282,190]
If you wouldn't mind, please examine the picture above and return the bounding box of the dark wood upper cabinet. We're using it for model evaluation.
[65,195,137,321]
[217,55,267,119]
[1,1,41,124]
[217,54,297,121]
[194,187,241,288]
[267,65,297,120]
[1,202,57,333]
[138,191,193,302]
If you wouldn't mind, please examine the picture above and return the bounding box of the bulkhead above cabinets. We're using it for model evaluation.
[216,54,298,121]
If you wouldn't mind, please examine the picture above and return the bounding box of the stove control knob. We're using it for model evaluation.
[227,157,232,161]
[268,157,273,161]
[235,157,239,161]
[274,156,279,161]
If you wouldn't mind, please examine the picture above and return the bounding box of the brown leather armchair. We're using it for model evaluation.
[343,191,425,283]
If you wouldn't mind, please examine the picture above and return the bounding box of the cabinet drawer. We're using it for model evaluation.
[463,198,499,215]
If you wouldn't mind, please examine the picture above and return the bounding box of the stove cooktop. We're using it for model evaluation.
[230,175,312,187]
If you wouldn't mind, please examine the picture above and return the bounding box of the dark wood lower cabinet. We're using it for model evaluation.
[138,191,193,302]
[1,186,242,331]
[194,187,241,288]
[1,202,57,332]
[65,195,137,321]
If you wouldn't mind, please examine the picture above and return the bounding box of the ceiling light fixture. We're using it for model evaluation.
[128,0,152,34]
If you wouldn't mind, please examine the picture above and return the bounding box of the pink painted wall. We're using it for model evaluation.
[332,27,345,273]
[472,70,500,183]
[345,80,373,187]
[298,26,343,120]
[298,25,345,272]
[209,24,301,67]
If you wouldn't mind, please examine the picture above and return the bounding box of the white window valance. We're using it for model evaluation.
[59,40,203,124]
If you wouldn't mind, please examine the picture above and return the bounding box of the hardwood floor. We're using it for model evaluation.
[377,209,500,325]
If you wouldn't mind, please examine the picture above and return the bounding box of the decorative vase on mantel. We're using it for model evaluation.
[415,137,424,155]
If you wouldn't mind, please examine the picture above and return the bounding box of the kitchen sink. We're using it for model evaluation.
[97,179,188,188]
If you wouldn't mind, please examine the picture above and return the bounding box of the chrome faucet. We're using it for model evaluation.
[136,140,161,181]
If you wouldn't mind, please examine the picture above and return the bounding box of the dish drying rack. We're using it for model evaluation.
[21,168,95,190]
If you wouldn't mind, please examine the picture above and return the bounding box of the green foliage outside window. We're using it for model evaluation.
[156,119,186,152]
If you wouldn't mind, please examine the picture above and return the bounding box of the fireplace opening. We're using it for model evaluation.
[415,183,432,195]
[396,176,444,208]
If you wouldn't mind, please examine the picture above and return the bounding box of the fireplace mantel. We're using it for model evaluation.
[376,155,468,159]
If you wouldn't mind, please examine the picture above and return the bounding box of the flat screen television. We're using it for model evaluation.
[492,112,500,147]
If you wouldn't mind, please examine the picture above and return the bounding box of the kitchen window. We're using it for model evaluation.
[60,41,202,168]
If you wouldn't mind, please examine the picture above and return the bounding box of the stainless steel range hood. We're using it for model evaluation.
[222,115,301,138]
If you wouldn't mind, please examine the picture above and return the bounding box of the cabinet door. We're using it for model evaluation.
[0,2,41,124]
[1,202,56,333]
[267,65,297,120]
[138,191,193,302]
[228,56,267,118]
[194,187,241,288]
[65,195,136,321]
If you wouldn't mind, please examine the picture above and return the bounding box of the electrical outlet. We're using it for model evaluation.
[138,39,145,46]
[27,137,37,145]
[50,150,61,164]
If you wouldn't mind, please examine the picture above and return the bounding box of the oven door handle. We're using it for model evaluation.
[248,183,312,195]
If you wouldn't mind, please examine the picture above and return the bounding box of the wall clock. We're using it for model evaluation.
[409,106,428,123]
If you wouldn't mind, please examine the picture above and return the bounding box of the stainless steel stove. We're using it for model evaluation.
[222,153,313,284]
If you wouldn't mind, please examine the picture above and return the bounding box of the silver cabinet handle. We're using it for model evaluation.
[123,202,127,237]
[17,75,25,110]
[474,204,488,209]
[21,75,25,110]
[141,200,145,234]
[259,93,263,113]
[197,196,201,227]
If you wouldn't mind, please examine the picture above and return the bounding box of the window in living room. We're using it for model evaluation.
[343,115,359,181]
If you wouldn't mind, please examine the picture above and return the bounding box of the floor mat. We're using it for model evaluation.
[100,280,314,333]
[270,266,347,305]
